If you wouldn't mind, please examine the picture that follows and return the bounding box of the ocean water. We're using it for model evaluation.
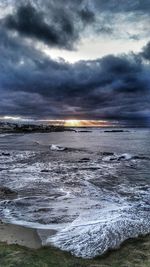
[0,128,150,258]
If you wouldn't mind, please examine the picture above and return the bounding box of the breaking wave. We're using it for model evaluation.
[47,205,150,258]
[0,128,150,259]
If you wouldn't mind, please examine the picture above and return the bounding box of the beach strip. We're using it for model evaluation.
[0,221,41,249]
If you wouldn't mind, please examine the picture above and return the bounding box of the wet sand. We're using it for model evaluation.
[0,221,41,249]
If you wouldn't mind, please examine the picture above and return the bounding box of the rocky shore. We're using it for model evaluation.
[0,121,73,134]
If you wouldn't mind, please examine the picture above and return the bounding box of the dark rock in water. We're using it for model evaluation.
[109,157,116,161]
[132,156,150,160]
[1,152,10,157]
[41,169,50,173]
[0,121,73,134]
[77,130,92,133]
[79,158,90,162]
[34,207,52,213]
[117,156,126,161]
[80,167,101,171]
[101,152,114,156]
[0,187,17,199]
[104,130,128,133]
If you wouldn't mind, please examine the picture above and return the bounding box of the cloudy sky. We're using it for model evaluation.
[0,0,150,125]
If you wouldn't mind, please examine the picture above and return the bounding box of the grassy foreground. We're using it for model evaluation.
[0,236,150,267]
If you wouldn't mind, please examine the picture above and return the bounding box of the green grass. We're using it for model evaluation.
[0,235,150,267]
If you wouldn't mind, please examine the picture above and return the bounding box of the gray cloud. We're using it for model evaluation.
[3,1,95,49]
[0,25,150,124]
[0,0,150,125]
[3,0,150,50]
[79,8,95,24]
[94,0,150,13]
[141,42,150,61]
[4,4,72,49]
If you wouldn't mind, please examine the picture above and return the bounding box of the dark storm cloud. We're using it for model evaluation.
[141,42,150,61]
[0,25,150,123]
[0,0,150,124]
[4,3,76,49]
[3,0,150,50]
[3,1,96,49]
[79,8,95,24]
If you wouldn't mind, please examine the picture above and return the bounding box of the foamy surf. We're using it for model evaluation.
[50,144,67,151]
[0,129,150,258]
[47,204,150,258]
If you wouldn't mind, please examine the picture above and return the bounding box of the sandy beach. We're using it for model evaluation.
[0,221,41,249]
[0,220,150,267]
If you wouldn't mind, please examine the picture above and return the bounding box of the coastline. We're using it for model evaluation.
[0,220,59,249]
[0,222,42,249]
[0,221,41,249]
[0,221,150,266]
[0,129,150,265]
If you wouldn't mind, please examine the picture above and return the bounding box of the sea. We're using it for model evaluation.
[0,128,150,258]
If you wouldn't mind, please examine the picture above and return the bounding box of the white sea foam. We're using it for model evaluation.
[50,144,66,151]
[103,153,133,162]
[0,130,150,259]
[0,134,12,138]
[47,205,150,258]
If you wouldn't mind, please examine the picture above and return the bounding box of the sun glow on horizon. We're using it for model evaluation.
[39,119,114,127]
[64,120,112,127]
[64,120,82,127]
[0,117,114,127]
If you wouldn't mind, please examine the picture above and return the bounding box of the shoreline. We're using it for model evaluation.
[0,220,150,256]
[0,221,42,249]
[0,129,150,264]
[0,221,150,267]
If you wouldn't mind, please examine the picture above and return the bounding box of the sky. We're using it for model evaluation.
[0,0,150,126]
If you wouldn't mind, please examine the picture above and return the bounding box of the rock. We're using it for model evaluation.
[132,156,150,160]
[80,167,101,171]
[101,152,114,156]
[81,158,90,161]
[78,158,90,163]
[0,187,17,199]
[118,156,126,161]
[41,170,50,173]
[34,208,52,212]
[109,157,116,161]
[1,152,10,156]
[77,130,92,133]
[104,130,128,133]
[117,154,132,161]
